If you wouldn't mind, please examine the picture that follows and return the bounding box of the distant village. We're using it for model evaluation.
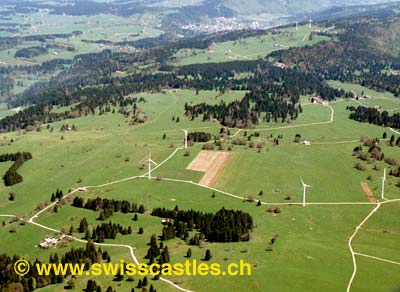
[182,17,269,33]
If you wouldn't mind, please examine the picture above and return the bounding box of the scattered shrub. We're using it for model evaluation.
[355,162,366,171]
[384,157,397,165]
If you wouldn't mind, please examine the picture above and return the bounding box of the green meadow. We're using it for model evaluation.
[173,25,331,66]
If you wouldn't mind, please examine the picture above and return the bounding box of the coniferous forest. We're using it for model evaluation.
[151,206,253,243]
[0,152,32,186]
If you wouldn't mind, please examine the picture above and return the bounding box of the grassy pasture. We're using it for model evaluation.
[0,90,243,216]
[328,81,400,112]
[34,178,376,292]
[173,25,331,66]
[0,86,399,291]
[353,201,400,262]
[351,256,400,292]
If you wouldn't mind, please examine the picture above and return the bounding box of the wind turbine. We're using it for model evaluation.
[182,129,188,149]
[295,21,298,31]
[381,168,386,200]
[141,153,158,180]
[62,0,66,16]
[108,0,113,14]
[309,18,312,28]
[300,177,312,207]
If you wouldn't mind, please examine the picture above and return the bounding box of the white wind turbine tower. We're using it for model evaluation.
[182,129,188,149]
[62,0,67,16]
[108,0,113,14]
[301,177,312,207]
[296,21,298,31]
[381,168,386,200]
[141,153,158,180]
[309,18,312,28]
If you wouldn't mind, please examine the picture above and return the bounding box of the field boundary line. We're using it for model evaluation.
[354,253,400,265]
[346,203,381,292]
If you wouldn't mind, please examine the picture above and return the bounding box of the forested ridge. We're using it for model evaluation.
[1,11,400,131]
[270,18,400,96]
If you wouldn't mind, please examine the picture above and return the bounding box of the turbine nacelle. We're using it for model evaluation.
[301,178,312,188]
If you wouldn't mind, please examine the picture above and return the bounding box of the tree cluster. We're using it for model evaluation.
[0,152,32,186]
[187,131,212,142]
[151,206,253,243]
[78,218,132,243]
[72,196,145,221]
[348,106,400,129]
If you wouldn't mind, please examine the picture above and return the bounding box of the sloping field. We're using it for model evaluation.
[186,150,232,186]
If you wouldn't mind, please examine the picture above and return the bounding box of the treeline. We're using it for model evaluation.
[0,58,72,75]
[78,218,132,243]
[0,95,139,132]
[15,46,48,58]
[0,241,104,292]
[151,206,253,242]
[72,196,145,220]
[0,76,14,96]
[187,132,212,142]
[348,106,400,129]
[0,104,74,132]
[0,31,82,50]
[176,60,259,79]
[0,152,32,186]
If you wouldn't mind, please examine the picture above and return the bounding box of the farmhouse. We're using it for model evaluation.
[273,61,287,69]
[310,96,320,104]
[161,218,171,225]
[39,236,59,248]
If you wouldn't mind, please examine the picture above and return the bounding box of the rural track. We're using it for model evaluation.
[244,102,336,133]
[389,127,400,135]
[354,253,400,266]
[346,203,382,292]
[20,147,194,292]
[27,217,194,292]
[157,100,338,135]
[346,198,400,292]
[0,214,18,217]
